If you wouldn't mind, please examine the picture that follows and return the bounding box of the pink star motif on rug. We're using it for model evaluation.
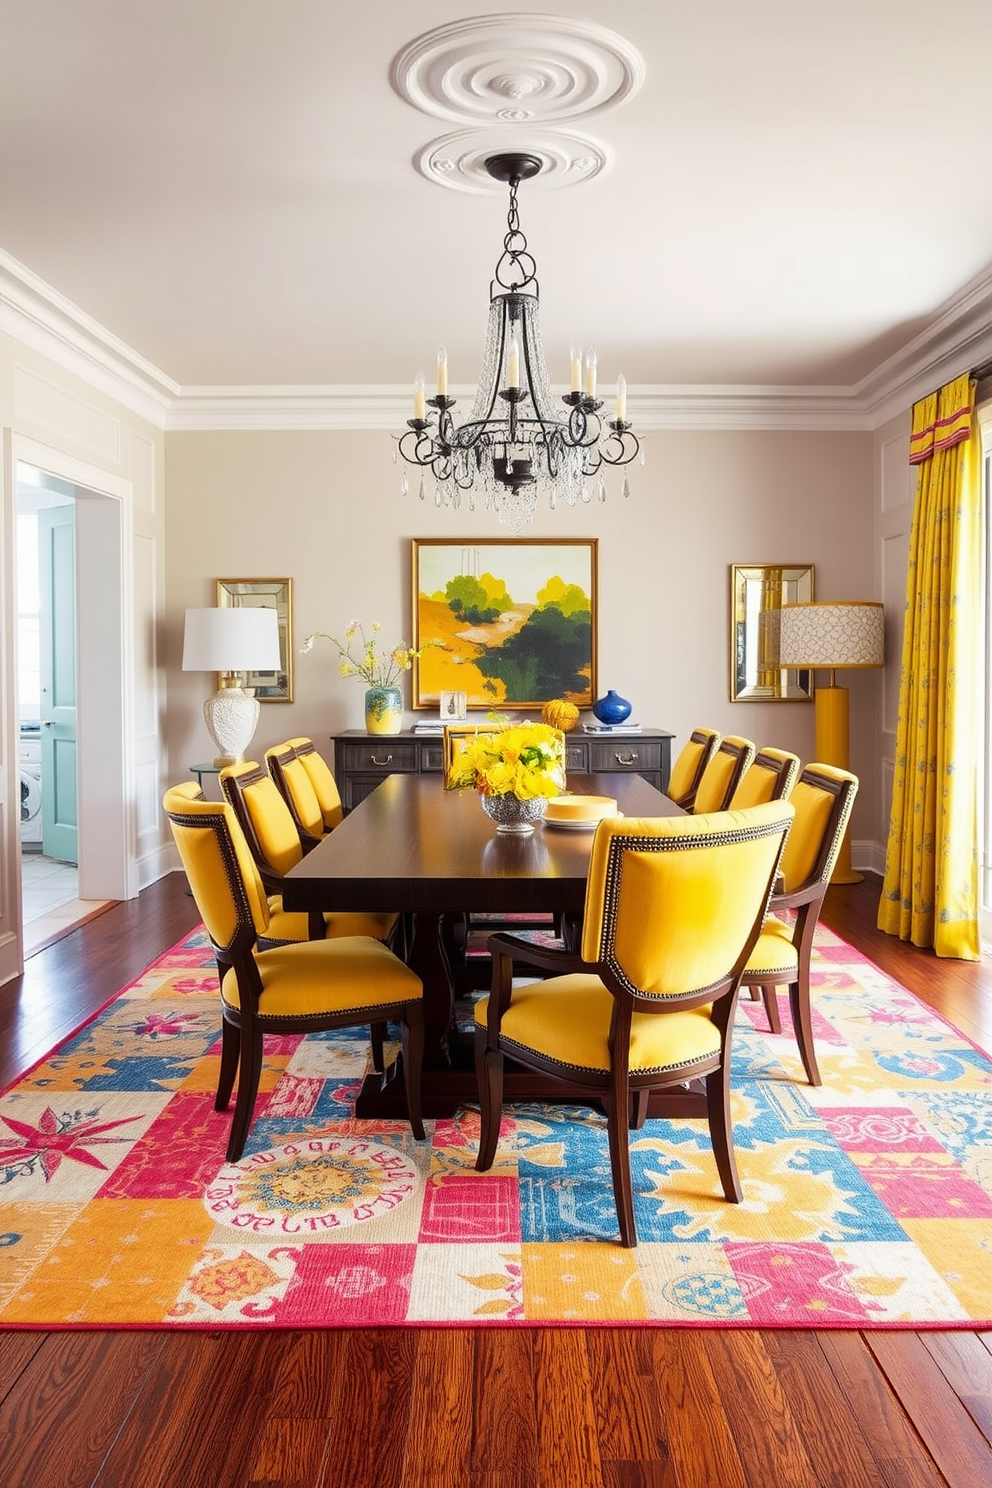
[0,1106,144,1182]
[127,1010,204,1038]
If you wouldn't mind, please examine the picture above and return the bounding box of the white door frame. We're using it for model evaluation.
[0,432,135,983]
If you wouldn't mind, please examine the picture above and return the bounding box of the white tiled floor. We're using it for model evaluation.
[20,852,111,956]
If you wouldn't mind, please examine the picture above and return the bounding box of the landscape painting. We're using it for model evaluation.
[411,538,598,710]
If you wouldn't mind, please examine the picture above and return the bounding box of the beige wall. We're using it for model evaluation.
[165,424,879,855]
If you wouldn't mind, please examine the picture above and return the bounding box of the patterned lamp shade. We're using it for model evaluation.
[778,602,885,670]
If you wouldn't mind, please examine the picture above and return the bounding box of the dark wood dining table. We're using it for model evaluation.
[283,771,693,1118]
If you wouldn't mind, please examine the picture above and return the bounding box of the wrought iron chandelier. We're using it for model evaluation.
[397,153,640,531]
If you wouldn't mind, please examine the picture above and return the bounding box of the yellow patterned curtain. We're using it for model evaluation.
[877,373,981,959]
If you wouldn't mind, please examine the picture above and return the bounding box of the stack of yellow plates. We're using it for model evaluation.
[544,795,620,831]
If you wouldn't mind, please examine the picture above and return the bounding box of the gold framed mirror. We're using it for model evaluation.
[216,578,293,702]
[730,564,814,702]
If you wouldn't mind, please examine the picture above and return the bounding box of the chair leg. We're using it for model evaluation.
[761,983,782,1035]
[370,1022,386,1072]
[629,1089,649,1130]
[215,1016,240,1111]
[400,1004,426,1142]
[605,1093,637,1247]
[705,1064,742,1203]
[475,1033,504,1172]
[226,1021,264,1163]
[788,973,822,1086]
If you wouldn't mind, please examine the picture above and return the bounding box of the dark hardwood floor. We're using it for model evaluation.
[1,872,991,1488]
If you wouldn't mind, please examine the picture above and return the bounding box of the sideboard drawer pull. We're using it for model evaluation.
[370,753,393,767]
[614,751,638,766]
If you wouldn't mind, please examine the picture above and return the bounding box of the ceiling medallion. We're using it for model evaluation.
[391,14,645,124]
[415,130,610,194]
[396,153,639,531]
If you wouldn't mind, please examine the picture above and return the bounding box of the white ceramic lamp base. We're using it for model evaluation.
[204,686,260,766]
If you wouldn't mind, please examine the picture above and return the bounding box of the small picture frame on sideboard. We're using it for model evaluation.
[439,690,468,721]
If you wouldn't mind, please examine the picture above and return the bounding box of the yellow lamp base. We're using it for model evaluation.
[814,685,860,885]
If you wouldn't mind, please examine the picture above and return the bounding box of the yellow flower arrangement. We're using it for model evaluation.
[450,720,565,801]
[300,619,439,687]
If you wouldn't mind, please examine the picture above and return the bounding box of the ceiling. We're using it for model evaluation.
[2,1,992,407]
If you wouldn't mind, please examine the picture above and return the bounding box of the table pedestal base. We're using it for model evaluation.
[354,1051,708,1122]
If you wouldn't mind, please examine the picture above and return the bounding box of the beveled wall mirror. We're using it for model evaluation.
[730,564,814,702]
[216,578,293,702]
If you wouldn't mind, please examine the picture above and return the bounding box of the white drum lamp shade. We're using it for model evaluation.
[182,606,282,765]
[777,600,884,885]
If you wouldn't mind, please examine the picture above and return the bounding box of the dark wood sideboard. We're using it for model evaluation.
[329,727,674,812]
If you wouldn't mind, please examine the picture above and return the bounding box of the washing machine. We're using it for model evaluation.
[19,725,42,847]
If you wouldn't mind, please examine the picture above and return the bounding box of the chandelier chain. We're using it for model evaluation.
[495,178,537,293]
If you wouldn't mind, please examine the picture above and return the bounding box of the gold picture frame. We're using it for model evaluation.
[411,537,598,710]
[729,563,815,702]
[216,577,294,702]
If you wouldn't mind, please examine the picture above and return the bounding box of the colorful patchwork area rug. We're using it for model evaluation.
[2,923,991,1329]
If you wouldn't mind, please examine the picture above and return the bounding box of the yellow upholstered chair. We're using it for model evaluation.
[266,737,344,843]
[729,747,801,809]
[443,721,565,984]
[690,735,756,814]
[163,783,425,1161]
[220,761,398,1068]
[443,723,481,788]
[219,761,396,946]
[665,727,721,809]
[741,764,858,1085]
[475,801,794,1247]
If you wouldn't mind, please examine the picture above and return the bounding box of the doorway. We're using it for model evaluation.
[14,458,123,955]
[16,468,83,952]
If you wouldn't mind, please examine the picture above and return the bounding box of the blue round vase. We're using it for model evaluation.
[592,690,632,725]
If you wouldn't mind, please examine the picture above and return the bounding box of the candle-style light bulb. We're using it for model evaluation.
[615,373,627,424]
[436,346,448,397]
[584,345,597,398]
[570,342,582,394]
[507,336,520,389]
[413,372,426,422]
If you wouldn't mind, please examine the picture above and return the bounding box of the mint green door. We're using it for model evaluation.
[39,504,78,864]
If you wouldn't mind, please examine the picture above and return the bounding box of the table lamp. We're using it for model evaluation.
[182,606,281,765]
[777,600,884,884]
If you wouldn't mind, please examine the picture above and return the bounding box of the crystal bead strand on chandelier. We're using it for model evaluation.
[396,152,640,529]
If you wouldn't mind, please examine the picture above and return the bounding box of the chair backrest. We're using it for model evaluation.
[581,801,793,1001]
[219,761,305,877]
[443,724,481,788]
[777,763,859,897]
[444,722,565,789]
[729,746,801,809]
[666,727,721,808]
[163,782,270,953]
[267,737,343,836]
[691,735,756,814]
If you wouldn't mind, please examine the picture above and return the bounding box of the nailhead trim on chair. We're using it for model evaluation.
[496,1035,719,1079]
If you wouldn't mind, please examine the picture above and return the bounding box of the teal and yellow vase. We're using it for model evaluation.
[365,685,403,736]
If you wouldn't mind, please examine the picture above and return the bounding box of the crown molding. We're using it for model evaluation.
[166,388,408,432]
[0,250,177,428]
[857,260,992,425]
[166,384,872,432]
[4,244,992,436]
